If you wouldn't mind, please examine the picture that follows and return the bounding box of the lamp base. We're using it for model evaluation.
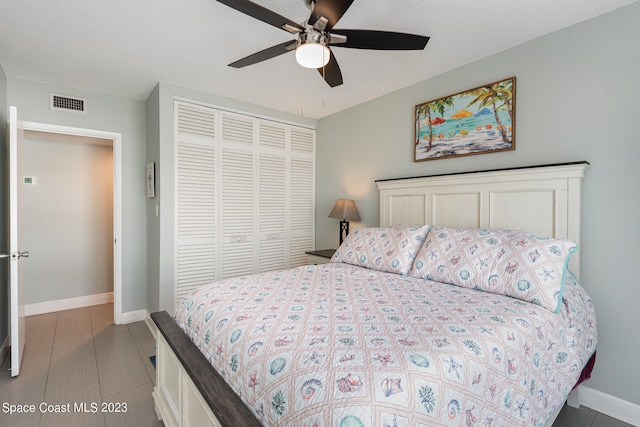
[339,220,349,245]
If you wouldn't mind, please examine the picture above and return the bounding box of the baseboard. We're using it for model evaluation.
[24,292,114,316]
[580,385,640,426]
[120,309,148,324]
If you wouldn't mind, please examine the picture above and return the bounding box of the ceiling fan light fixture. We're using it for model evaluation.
[296,32,330,69]
[219,0,429,87]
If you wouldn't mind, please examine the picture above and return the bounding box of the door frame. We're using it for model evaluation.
[19,120,123,324]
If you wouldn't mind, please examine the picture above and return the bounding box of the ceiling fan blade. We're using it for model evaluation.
[317,51,343,87]
[229,40,296,68]
[330,29,429,50]
[216,0,303,33]
[308,0,355,30]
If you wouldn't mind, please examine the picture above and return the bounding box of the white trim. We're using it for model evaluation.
[173,96,317,130]
[18,120,123,325]
[120,309,148,325]
[24,292,113,316]
[112,132,123,324]
[145,314,157,340]
[377,162,588,276]
[579,385,640,426]
[567,385,581,408]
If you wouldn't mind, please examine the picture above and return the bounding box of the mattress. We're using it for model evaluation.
[174,262,597,426]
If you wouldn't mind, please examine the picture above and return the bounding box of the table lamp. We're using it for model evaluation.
[328,199,361,245]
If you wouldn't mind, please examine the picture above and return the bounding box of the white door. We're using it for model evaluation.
[7,106,27,377]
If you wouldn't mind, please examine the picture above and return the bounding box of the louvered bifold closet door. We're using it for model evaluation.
[175,101,217,302]
[258,122,287,272]
[220,112,255,279]
[289,127,316,267]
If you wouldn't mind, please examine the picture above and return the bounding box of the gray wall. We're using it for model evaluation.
[7,78,147,313]
[145,83,317,314]
[316,2,640,406]
[23,136,113,304]
[0,64,7,350]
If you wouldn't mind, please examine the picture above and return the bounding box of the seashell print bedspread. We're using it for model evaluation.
[174,262,597,427]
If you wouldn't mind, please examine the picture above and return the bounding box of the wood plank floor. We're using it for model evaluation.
[0,303,633,427]
[0,303,161,427]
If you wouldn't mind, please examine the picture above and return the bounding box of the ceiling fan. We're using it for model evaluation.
[216,0,430,87]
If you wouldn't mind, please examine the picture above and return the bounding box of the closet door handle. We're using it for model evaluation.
[18,251,29,259]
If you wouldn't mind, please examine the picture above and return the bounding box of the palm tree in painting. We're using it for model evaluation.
[466,80,513,144]
[416,96,454,151]
[433,96,454,119]
[415,103,431,146]
[496,79,514,122]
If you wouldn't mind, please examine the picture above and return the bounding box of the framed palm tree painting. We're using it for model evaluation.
[414,77,515,161]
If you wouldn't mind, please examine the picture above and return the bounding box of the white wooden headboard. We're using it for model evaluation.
[376,162,589,276]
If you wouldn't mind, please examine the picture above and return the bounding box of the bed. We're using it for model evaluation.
[151,161,596,427]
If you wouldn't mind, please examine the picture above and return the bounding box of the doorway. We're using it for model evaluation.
[19,120,123,324]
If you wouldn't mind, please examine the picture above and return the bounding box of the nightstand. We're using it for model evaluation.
[305,249,336,265]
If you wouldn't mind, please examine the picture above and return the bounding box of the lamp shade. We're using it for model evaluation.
[328,199,361,222]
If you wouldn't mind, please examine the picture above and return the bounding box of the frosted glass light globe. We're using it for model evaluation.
[296,43,330,69]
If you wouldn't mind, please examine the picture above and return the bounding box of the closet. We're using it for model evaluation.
[174,100,315,302]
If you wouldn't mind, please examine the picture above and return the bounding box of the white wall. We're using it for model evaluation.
[22,135,113,304]
[316,1,640,409]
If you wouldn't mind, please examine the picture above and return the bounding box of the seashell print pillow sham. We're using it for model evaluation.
[331,225,431,275]
[408,226,578,313]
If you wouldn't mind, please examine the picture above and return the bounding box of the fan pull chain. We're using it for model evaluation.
[323,57,328,108]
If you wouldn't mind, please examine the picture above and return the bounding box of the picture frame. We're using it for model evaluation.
[414,76,515,162]
[146,162,155,198]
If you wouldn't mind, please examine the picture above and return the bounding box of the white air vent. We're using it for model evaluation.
[50,93,87,113]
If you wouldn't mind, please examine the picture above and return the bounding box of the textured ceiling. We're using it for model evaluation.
[1,0,638,119]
